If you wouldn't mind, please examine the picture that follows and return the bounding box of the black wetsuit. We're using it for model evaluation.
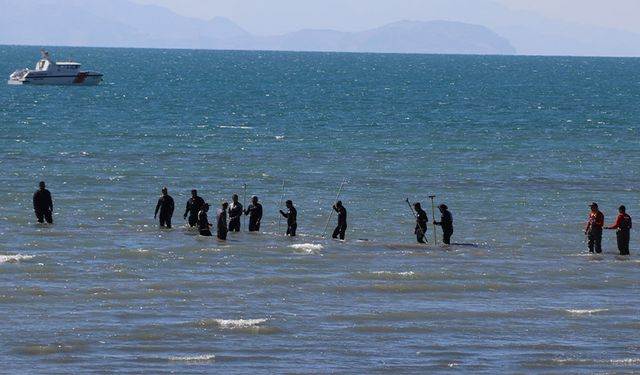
[184,196,205,227]
[611,213,632,255]
[435,210,454,245]
[280,206,297,236]
[617,216,632,255]
[217,208,228,240]
[155,195,175,228]
[228,202,243,232]
[198,210,212,236]
[332,205,347,240]
[244,203,263,232]
[33,188,53,224]
[415,208,428,243]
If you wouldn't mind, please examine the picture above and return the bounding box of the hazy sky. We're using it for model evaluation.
[131,0,640,36]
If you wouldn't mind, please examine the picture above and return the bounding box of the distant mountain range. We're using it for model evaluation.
[230,20,515,55]
[0,0,514,54]
[2,0,640,56]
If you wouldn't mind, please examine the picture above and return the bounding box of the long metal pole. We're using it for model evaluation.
[277,179,285,234]
[243,183,247,229]
[429,195,437,245]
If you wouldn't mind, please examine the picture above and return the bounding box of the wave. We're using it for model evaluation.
[197,318,268,329]
[372,271,415,277]
[565,309,608,315]
[330,281,512,294]
[289,243,323,254]
[353,271,417,280]
[353,325,434,334]
[167,354,216,362]
[551,357,640,365]
[219,125,253,129]
[0,254,34,263]
[15,342,87,355]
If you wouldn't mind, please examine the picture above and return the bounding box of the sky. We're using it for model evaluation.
[131,0,640,36]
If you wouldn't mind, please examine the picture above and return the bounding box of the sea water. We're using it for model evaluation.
[0,46,639,373]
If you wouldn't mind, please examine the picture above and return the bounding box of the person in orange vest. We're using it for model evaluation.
[584,202,604,253]
[605,205,632,255]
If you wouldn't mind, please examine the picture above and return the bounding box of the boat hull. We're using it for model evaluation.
[8,72,103,85]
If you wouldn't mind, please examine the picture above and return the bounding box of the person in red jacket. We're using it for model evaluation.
[606,205,632,255]
[585,202,604,253]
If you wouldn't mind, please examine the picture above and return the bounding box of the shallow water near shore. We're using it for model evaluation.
[1,46,639,373]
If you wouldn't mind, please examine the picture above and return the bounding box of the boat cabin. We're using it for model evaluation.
[34,50,81,72]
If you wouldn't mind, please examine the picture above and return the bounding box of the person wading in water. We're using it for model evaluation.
[279,200,298,237]
[33,181,54,224]
[606,205,632,255]
[585,202,604,253]
[332,200,347,240]
[434,204,454,245]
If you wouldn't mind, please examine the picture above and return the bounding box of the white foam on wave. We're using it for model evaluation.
[0,254,34,263]
[565,309,608,315]
[289,243,324,254]
[213,318,268,329]
[219,125,253,129]
[610,358,640,365]
[372,271,415,277]
[168,354,216,362]
[552,357,640,365]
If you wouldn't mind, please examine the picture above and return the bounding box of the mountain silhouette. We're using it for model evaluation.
[0,0,514,55]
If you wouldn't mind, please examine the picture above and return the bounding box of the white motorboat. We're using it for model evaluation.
[8,50,103,85]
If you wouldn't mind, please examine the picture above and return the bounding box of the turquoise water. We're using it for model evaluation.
[1,46,639,373]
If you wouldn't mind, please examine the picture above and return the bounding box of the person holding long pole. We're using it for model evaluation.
[406,199,428,244]
[279,200,298,236]
[433,203,454,245]
[331,201,348,240]
[322,178,347,238]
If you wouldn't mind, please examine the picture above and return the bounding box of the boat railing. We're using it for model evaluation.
[9,69,29,80]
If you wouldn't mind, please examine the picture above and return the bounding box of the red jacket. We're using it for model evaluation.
[585,210,604,232]
[607,213,632,230]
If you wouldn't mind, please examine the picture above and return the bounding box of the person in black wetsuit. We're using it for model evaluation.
[279,200,297,236]
[332,200,347,240]
[244,195,263,232]
[184,189,205,227]
[414,202,428,243]
[434,204,454,245]
[228,194,243,232]
[198,203,212,236]
[33,181,53,224]
[217,202,229,240]
[154,187,175,228]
